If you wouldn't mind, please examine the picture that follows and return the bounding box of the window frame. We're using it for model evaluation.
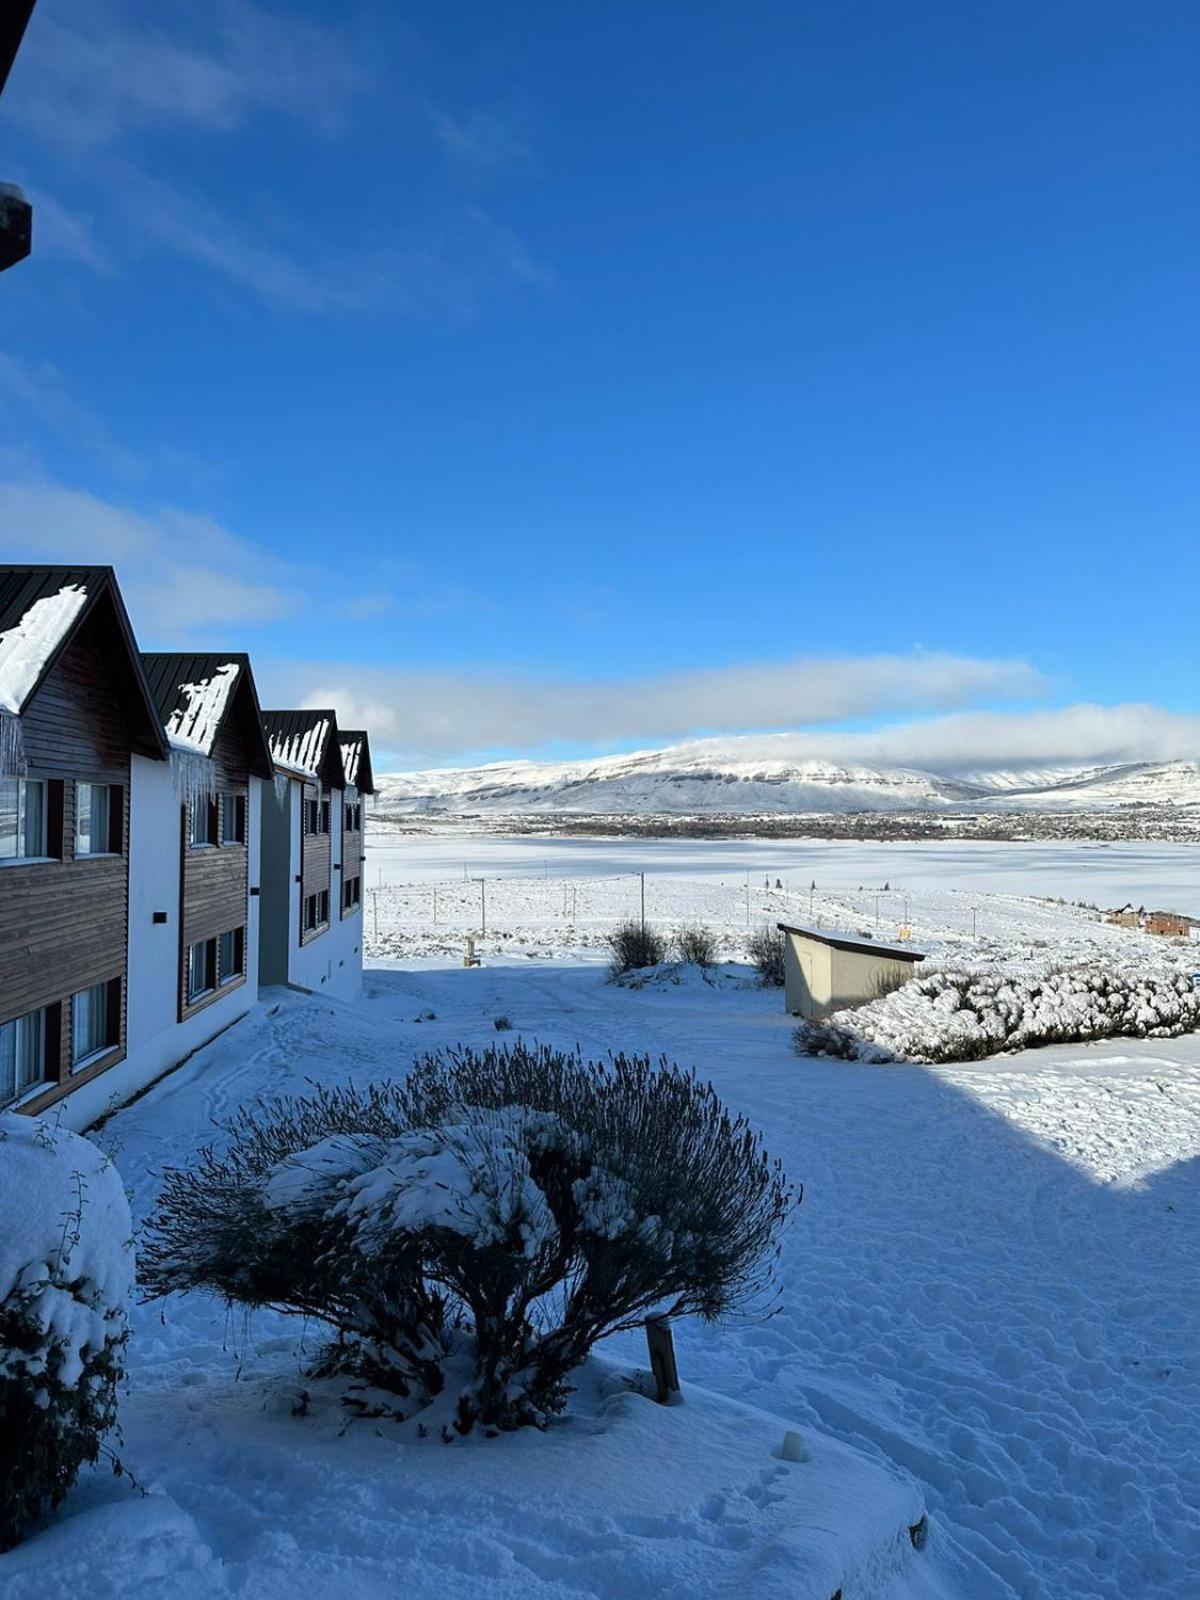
[220,792,246,846]
[185,937,217,1004]
[188,798,219,849]
[75,782,121,858]
[0,1007,50,1106]
[0,776,50,864]
[71,979,120,1071]
[217,925,245,986]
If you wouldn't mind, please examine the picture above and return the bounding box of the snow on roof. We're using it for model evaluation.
[0,581,89,715]
[163,661,240,757]
[262,709,343,785]
[777,923,925,961]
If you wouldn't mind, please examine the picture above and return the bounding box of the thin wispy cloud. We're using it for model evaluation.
[259,652,1047,765]
[6,1,553,317]
[10,0,366,148]
[0,481,301,633]
[0,355,144,479]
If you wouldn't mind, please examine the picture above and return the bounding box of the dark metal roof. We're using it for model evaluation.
[777,923,925,962]
[0,565,168,758]
[338,729,375,795]
[140,652,274,779]
[261,708,346,787]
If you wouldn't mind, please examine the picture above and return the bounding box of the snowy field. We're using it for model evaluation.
[363,829,1200,974]
[5,835,1199,1599]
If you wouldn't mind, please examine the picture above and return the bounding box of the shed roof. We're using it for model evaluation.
[261,708,345,788]
[338,729,375,795]
[0,565,167,759]
[141,652,274,778]
[777,923,925,962]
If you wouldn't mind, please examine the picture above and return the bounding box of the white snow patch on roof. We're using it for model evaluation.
[270,718,329,779]
[0,583,89,715]
[165,662,240,757]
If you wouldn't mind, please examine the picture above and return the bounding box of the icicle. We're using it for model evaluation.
[0,710,26,777]
[170,745,218,809]
[273,772,290,803]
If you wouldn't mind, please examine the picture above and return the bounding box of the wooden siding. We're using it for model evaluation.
[341,792,363,920]
[1,618,133,1109]
[178,714,252,1021]
[300,780,331,946]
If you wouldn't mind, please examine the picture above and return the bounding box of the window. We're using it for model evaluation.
[72,980,119,1068]
[320,799,330,834]
[218,926,245,984]
[303,889,329,934]
[0,777,47,861]
[221,793,246,845]
[188,799,218,848]
[343,875,361,912]
[76,783,119,855]
[0,1008,49,1105]
[186,938,216,1002]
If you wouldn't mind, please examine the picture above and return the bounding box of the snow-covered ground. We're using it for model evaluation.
[362,830,1200,968]
[5,958,1197,1595]
[5,837,1199,1599]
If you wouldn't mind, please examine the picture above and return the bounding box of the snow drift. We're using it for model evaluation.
[794,962,1200,1064]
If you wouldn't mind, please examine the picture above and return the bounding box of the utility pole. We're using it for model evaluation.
[745,869,751,929]
[372,888,378,941]
[432,884,438,925]
[875,893,880,927]
[972,906,977,940]
[640,873,646,931]
[479,878,487,937]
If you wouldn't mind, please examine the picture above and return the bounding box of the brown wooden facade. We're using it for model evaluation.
[300,779,332,946]
[178,714,257,1021]
[341,796,363,919]
[0,588,163,1113]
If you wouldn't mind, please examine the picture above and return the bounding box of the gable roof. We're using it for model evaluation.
[0,566,168,759]
[777,923,925,963]
[141,652,274,779]
[338,729,375,795]
[261,708,345,787]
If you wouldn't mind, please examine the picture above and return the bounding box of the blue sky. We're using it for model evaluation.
[1,1,1197,770]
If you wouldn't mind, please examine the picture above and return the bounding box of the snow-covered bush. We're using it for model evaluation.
[606,920,667,976]
[142,1045,793,1434]
[672,924,717,967]
[0,1114,133,1551]
[747,925,784,987]
[794,961,1200,1065]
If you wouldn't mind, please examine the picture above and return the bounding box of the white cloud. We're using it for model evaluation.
[11,0,366,148]
[256,652,1047,764]
[0,355,143,477]
[0,481,300,633]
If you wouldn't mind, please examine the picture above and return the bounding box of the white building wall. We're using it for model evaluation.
[55,755,263,1133]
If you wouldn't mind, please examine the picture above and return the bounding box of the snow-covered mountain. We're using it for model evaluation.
[374,737,1200,818]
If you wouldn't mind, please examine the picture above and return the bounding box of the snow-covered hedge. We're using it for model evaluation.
[0,1114,133,1551]
[143,1044,793,1435]
[794,962,1200,1065]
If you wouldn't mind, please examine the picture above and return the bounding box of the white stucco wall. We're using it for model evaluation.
[782,927,918,1019]
[54,756,263,1133]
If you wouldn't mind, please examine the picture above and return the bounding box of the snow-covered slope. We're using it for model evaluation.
[374,737,1200,818]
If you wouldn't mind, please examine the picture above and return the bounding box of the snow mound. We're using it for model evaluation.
[0,1114,133,1393]
[796,961,1200,1064]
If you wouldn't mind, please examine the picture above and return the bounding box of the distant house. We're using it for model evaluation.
[1144,911,1193,938]
[777,923,924,1020]
[259,711,374,999]
[1104,908,1142,929]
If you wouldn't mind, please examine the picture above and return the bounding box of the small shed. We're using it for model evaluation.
[777,923,925,1020]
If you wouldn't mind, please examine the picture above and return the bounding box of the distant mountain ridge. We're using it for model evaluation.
[374,737,1200,818]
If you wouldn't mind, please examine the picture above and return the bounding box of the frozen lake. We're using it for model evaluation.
[365,828,1199,910]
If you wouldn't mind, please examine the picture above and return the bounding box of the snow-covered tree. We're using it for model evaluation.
[0,1114,133,1551]
[143,1045,794,1433]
